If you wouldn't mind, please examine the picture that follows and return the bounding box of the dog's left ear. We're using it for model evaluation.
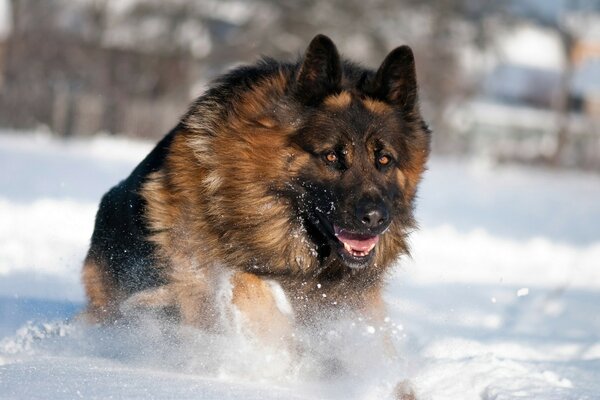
[371,46,418,114]
[296,34,342,104]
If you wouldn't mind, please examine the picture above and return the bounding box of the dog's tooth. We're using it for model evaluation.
[344,242,352,252]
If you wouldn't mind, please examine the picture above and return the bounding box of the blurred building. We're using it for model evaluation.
[570,13,600,118]
[0,0,474,141]
[0,0,599,169]
[452,20,600,169]
[0,0,11,88]
[0,0,206,138]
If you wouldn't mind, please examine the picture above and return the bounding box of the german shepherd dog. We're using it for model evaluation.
[82,34,429,394]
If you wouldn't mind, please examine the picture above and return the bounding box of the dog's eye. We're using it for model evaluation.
[325,151,338,163]
[377,154,391,166]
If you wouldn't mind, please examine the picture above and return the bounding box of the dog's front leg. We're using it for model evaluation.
[228,271,294,348]
[362,289,418,400]
[361,288,399,359]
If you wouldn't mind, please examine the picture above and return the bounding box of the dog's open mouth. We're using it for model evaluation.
[311,212,381,267]
[334,226,379,258]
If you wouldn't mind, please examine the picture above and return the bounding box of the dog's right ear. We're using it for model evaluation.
[296,34,342,105]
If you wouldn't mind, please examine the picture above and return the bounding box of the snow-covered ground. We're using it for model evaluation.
[1,130,599,399]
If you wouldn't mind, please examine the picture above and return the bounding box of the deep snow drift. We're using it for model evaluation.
[1,130,599,399]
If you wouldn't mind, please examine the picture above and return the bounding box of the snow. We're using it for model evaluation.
[1,130,600,399]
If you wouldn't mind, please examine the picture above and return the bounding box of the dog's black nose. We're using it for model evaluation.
[358,204,389,229]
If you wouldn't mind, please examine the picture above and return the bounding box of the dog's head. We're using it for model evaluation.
[285,35,430,271]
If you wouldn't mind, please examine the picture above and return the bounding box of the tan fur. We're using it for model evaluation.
[323,91,352,108]
[396,169,407,188]
[363,98,392,115]
[135,81,321,328]
[230,272,293,344]
[81,258,121,322]
[169,266,220,331]
[404,142,429,196]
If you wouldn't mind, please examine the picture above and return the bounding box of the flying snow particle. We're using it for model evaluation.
[517,288,529,297]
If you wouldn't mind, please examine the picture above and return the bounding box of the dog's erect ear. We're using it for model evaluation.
[372,46,418,113]
[296,34,342,104]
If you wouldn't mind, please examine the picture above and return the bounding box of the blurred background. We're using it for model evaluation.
[0,0,599,169]
[1,1,600,398]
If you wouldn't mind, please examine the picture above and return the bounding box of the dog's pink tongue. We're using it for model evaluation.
[334,227,379,252]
